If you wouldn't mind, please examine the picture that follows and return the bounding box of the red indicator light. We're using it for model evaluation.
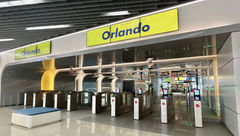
[196,104,200,108]
[135,101,138,104]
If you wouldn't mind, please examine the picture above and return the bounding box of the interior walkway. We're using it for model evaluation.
[0,94,233,136]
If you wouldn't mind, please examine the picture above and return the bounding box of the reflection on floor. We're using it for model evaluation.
[0,94,233,136]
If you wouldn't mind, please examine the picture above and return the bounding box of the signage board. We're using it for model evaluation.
[15,41,51,60]
[87,9,178,47]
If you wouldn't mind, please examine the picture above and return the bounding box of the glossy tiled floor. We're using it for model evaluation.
[0,94,233,136]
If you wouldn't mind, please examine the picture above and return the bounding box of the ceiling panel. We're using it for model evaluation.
[0,0,194,52]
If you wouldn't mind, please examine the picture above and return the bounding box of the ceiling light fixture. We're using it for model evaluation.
[103,11,130,16]
[26,24,72,30]
[0,0,49,8]
[0,38,15,42]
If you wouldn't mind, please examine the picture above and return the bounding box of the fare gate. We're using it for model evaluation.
[67,90,93,111]
[193,89,203,127]
[92,91,112,114]
[111,91,134,117]
[134,91,153,120]
[161,89,175,123]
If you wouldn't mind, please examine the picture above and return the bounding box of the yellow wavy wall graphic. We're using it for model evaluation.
[41,59,55,91]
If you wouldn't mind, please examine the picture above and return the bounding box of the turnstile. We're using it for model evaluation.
[24,90,50,107]
[161,94,175,123]
[193,89,203,127]
[24,91,34,106]
[67,91,78,111]
[134,91,153,120]
[54,90,67,109]
[34,90,50,107]
[92,91,112,114]
[77,91,93,107]
[111,91,134,117]
[67,90,93,111]
[43,91,56,108]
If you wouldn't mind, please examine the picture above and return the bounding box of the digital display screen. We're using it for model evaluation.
[116,88,120,93]
[138,88,142,94]
[163,89,168,95]
[195,90,200,95]
[195,97,200,101]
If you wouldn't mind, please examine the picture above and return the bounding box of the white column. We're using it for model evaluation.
[97,75,105,92]
[111,78,118,92]
[75,72,87,91]
[212,35,220,118]
[75,55,87,91]
[97,53,105,92]
[111,51,119,92]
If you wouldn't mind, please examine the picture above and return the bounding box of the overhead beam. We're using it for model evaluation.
[56,55,216,73]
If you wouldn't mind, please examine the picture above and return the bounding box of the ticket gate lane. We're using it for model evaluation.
[111,92,134,117]
[24,91,34,106]
[160,88,175,124]
[92,91,112,114]
[134,91,153,120]
[54,91,68,109]
[67,90,93,111]
[193,89,203,127]
[43,91,55,108]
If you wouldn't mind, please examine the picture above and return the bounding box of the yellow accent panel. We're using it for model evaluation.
[15,41,51,60]
[87,26,110,47]
[111,19,140,42]
[41,70,55,91]
[37,41,51,56]
[24,45,37,58]
[15,48,25,60]
[141,9,178,37]
[41,59,55,91]
[42,59,55,70]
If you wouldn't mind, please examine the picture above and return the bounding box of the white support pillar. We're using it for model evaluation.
[97,52,102,74]
[75,55,87,91]
[212,35,220,118]
[111,51,119,92]
[207,68,211,108]
[75,72,88,91]
[97,75,105,92]
[97,53,105,92]
[112,78,118,93]
[112,51,116,77]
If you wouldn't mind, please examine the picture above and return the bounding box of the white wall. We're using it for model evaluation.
[218,31,240,136]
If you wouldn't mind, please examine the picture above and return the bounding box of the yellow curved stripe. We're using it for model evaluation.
[41,59,55,91]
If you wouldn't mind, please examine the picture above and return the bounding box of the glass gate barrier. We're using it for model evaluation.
[134,91,153,120]
[111,91,134,117]
[92,91,112,114]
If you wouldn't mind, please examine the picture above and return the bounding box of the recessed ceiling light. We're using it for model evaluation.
[25,24,72,30]
[0,38,15,42]
[0,0,48,8]
[103,11,130,16]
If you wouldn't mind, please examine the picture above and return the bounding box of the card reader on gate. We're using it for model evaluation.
[193,88,203,127]
[193,89,201,101]
[137,88,142,95]
[116,88,120,94]
[162,88,168,99]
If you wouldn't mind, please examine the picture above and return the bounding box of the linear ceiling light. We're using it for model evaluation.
[0,0,50,8]
[103,11,130,16]
[0,38,15,42]
[26,24,72,30]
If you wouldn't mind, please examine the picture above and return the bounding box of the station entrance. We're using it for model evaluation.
[1,33,232,135]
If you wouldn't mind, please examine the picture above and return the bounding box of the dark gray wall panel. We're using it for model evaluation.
[1,62,42,106]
